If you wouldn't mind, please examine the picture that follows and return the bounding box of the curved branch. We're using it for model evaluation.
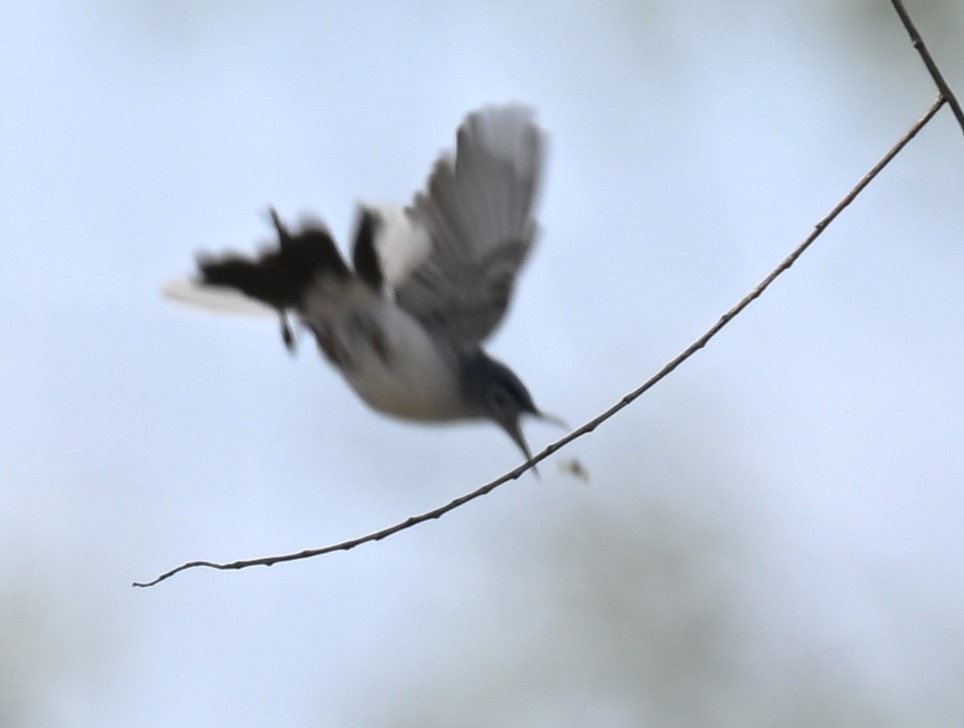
[133,97,944,589]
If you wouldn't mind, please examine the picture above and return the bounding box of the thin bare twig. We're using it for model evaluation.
[133,97,944,589]
[891,0,964,136]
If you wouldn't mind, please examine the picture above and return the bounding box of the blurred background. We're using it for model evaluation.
[2,1,963,725]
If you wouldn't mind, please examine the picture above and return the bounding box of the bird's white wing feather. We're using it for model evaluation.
[365,204,432,287]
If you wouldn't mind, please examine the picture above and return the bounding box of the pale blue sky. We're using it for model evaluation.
[2,1,963,726]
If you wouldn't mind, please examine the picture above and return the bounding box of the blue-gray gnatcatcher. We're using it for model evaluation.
[166,105,553,462]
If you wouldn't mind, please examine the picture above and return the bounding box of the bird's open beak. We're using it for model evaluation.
[499,410,569,476]
[535,410,568,430]
[500,416,538,474]
[501,411,567,476]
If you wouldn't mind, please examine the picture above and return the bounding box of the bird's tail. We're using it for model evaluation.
[194,209,349,311]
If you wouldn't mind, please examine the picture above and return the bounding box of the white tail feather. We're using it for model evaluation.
[162,279,275,318]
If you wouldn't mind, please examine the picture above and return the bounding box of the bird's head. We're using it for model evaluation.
[461,352,560,467]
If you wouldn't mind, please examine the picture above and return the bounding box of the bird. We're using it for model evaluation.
[166,104,554,464]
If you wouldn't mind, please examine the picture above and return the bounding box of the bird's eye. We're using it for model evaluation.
[487,387,513,414]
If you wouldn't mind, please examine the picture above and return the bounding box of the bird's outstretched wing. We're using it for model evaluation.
[393,105,545,347]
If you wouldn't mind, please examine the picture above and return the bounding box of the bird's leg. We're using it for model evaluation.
[279,310,296,352]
